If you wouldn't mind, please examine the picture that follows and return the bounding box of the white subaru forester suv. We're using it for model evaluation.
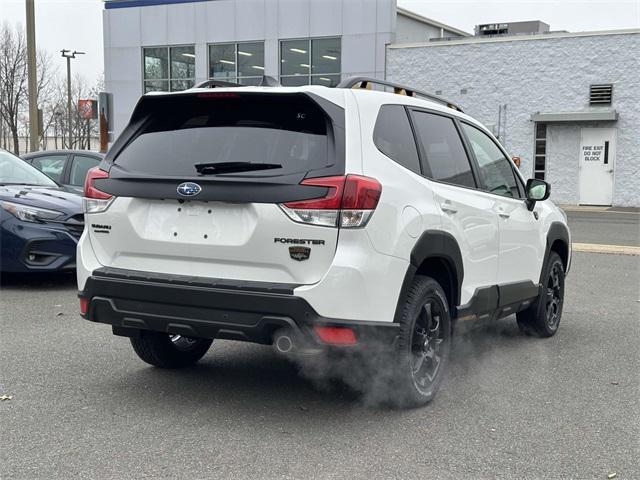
[77,77,570,406]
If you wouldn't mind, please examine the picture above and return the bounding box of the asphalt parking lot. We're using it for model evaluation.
[564,207,639,246]
[1,211,638,479]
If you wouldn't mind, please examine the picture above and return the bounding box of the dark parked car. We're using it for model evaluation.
[0,149,83,273]
[22,150,103,193]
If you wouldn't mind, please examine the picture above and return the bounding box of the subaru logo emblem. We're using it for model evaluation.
[177,182,202,197]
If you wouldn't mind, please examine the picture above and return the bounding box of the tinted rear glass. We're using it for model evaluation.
[411,111,475,188]
[114,93,334,177]
[373,105,421,174]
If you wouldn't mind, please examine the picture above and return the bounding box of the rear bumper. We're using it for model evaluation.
[79,267,400,349]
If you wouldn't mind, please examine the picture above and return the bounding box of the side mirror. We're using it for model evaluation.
[525,178,550,211]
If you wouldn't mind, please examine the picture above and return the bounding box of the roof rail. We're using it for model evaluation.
[193,76,281,89]
[336,76,464,113]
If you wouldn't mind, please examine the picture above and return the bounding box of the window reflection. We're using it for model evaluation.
[209,42,265,85]
[280,38,341,86]
[143,46,195,93]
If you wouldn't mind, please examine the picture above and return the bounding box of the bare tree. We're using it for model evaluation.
[47,73,100,150]
[36,49,58,148]
[0,22,58,154]
[0,23,27,154]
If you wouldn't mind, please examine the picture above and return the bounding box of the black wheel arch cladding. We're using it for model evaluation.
[394,223,568,322]
[394,230,464,321]
[545,221,570,277]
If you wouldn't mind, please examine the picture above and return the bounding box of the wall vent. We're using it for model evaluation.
[589,84,613,105]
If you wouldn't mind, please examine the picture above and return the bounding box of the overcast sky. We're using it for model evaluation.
[1,0,639,84]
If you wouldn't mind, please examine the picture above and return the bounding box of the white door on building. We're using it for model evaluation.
[579,128,616,206]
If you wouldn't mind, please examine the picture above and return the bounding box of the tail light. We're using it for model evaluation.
[83,167,114,213]
[280,175,381,228]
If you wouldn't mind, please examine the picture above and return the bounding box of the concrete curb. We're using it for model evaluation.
[572,243,640,256]
[560,205,640,214]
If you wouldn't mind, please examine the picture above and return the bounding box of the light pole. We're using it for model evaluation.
[60,49,84,149]
[26,0,38,152]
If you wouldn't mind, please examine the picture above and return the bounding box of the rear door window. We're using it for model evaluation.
[114,93,335,177]
[373,105,421,174]
[29,155,67,182]
[70,155,101,186]
[411,111,476,188]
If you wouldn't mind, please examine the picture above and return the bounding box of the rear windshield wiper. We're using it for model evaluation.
[194,162,282,175]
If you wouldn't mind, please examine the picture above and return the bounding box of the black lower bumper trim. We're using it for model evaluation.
[92,266,301,294]
[79,269,399,348]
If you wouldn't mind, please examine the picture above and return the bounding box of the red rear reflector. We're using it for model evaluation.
[313,326,357,345]
[83,167,111,200]
[79,298,89,315]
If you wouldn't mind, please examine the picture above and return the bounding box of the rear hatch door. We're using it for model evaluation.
[88,90,345,285]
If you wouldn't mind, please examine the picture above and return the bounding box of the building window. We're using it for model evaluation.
[534,123,547,180]
[143,46,195,93]
[209,42,265,86]
[280,37,341,87]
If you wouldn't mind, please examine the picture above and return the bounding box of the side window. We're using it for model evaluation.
[30,155,67,182]
[461,123,521,198]
[70,155,101,186]
[411,111,475,188]
[373,105,421,174]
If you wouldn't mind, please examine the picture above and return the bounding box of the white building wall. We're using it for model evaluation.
[395,14,460,43]
[104,0,397,136]
[386,31,640,206]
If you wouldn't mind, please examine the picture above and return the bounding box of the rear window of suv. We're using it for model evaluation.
[113,93,337,177]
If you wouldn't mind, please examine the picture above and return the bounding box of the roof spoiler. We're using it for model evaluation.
[192,76,280,89]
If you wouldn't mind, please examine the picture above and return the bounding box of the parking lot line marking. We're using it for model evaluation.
[572,243,640,256]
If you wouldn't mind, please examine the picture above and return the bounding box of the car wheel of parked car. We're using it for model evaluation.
[392,276,452,407]
[517,251,565,337]
[130,331,213,368]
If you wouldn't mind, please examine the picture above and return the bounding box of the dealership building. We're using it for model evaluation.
[387,26,640,207]
[102,0,640,206]
[103,0,467,134]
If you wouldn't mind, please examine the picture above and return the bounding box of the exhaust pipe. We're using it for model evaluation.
[272,327,323,356]
[273,329,295,354]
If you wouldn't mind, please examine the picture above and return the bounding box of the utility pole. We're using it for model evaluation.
[26,0,39,152]
[60,49,84,149]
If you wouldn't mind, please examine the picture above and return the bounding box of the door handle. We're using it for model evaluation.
[496,206,510,219]
[440,203,458,214]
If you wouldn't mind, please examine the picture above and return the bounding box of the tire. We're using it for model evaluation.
[130,331,213,368]
[517,251,565,337]
[391,275,452,407]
